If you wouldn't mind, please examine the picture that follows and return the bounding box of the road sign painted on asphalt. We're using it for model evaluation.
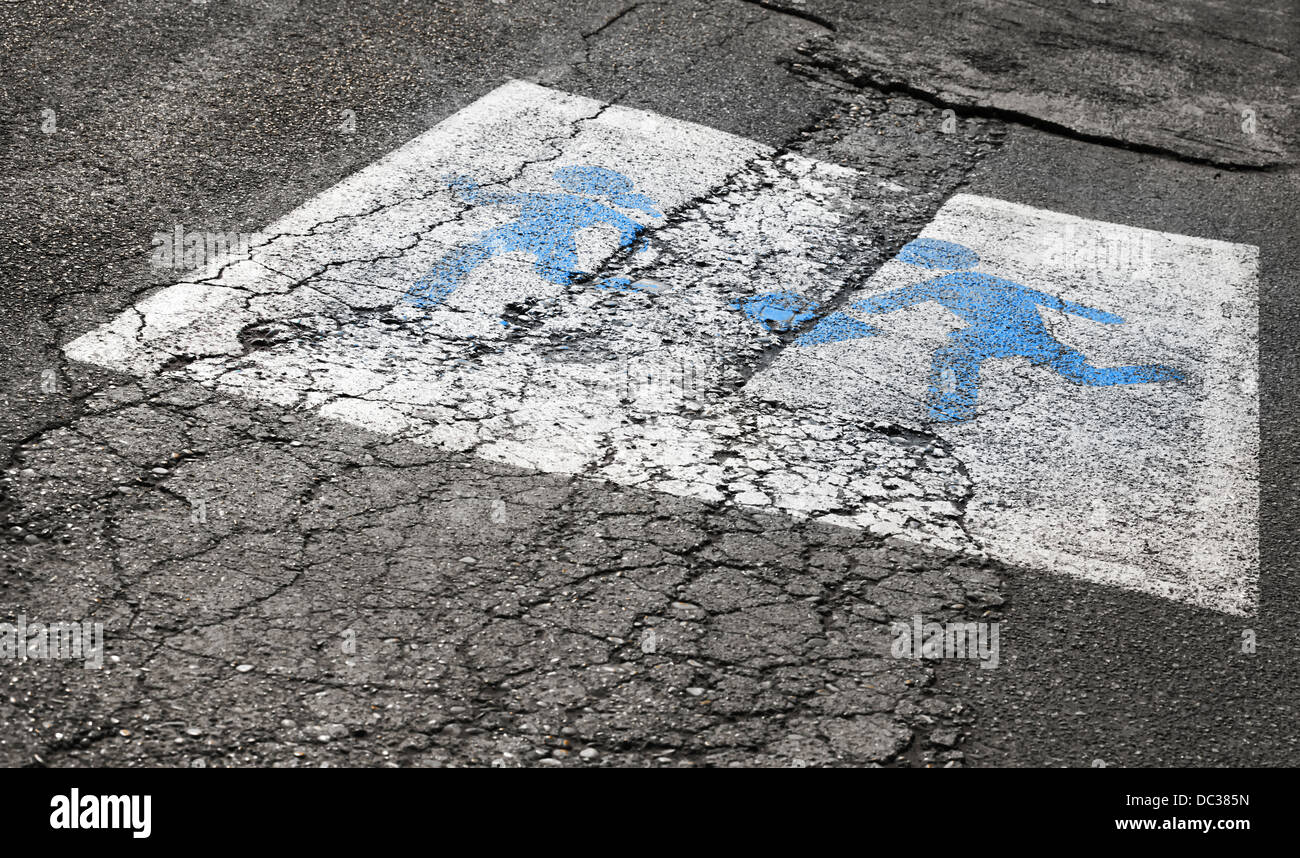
[65,80,978,557]
[65,81,1258,614]
[753,195,1259,615]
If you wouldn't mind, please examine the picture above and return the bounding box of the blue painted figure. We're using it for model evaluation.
[730,291,820,331]
[408,165,662,307]
[797,237,1182,422]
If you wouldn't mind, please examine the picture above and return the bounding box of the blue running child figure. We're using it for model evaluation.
[408,165,662,307]
[796,237,1182,422]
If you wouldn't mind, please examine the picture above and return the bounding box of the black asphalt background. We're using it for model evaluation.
[0,0,1295,768]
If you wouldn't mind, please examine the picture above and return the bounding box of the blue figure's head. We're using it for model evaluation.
[897,237,979,270]
[553,165,662,217]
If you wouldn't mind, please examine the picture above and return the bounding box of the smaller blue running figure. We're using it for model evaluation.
[796,237,1183,422]
[408,165,662,307]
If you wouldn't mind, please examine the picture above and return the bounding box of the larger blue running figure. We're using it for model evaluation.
[797,237,1182,422]
[408,165,662,307]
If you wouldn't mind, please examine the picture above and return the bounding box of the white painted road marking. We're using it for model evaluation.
[66,80,976,556]
[752,194,1259,615]
[65,82,1259,614]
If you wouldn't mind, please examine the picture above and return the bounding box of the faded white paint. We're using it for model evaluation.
[65,80,974,555]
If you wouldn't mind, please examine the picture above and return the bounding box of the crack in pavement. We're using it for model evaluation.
[784,42,1290,173]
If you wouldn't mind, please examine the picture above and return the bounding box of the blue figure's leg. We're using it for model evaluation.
[408,240,494,307]
[1049,348,1183,385]
[928,343,984,422]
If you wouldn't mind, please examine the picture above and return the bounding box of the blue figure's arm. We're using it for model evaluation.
[1026,288,1125,324]
[850,281,938,315]
[445,175,522,206]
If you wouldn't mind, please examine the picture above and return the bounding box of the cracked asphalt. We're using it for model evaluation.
[1,0,1296,768]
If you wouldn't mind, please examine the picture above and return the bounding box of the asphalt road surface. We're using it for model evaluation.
[0,0,1296,768]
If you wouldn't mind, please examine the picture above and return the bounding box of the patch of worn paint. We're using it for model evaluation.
[408,166,662,307]
[730,290,820,332]
[593,275,666,293]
